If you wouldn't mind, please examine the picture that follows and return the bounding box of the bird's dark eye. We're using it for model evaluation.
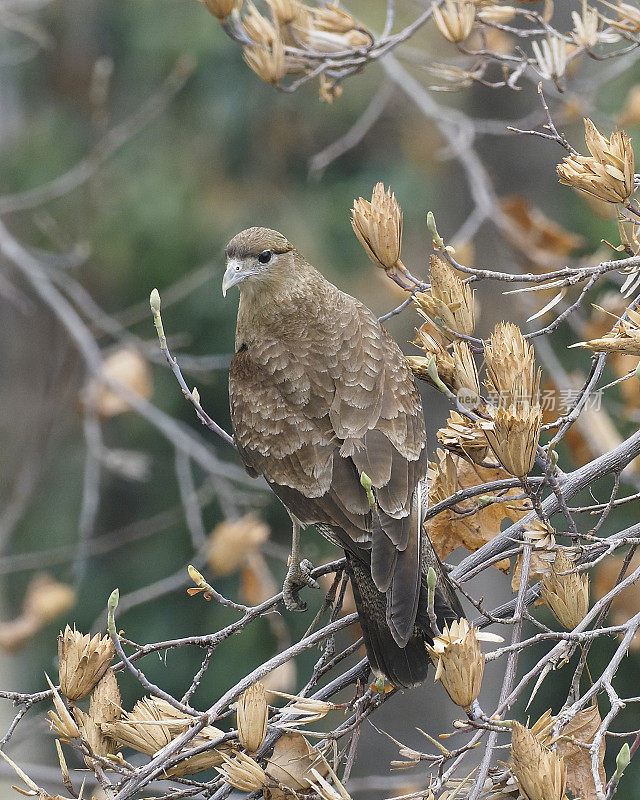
[258,250,272,264]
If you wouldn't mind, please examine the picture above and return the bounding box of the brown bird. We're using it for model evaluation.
[222,227,462,687]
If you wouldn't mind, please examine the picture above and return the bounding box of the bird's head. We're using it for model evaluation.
[222,227,294,297]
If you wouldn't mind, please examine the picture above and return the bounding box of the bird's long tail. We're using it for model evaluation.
[345,539,463,688]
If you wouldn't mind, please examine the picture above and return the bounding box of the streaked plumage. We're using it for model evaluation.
[224,227,461,686]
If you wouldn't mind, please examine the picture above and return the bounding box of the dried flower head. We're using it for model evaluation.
[73,706,118,765]
[511,720,566,800]
[89,668,121,725]
[571,3,601,47]
[103,697,230,776]
[292,4,371,53]
[217,751,269,791]
[557,118,635,205]
[414,256,475,342]
[485,322,540,407]
[477,5,517,23]
[532,36,567,84]
[266,0,301,25]
[242,3,285,84]
[427,619,501,709]
[45,675,81,740]
[199,0,241,19]
[207,513,270,575]
[481,404,542,478]
[529,708,556,748]
[58,626,114,702]
[432,0,475,42]
[243,38,285,84]
[437,411,489,464]
[569,304,640,355]
[410,326,455,382]
[540,549,589,630]
[237,681,268,752]
[351,183,405,276]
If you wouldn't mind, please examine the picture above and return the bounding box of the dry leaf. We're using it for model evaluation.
[82,348,153,418]
[593,549,640,650]
[556,703,605,800]
[500,195,583,265]
[207,514,270,576]
[266,732,328,791]
[0,574,75,652]
[426,451,530,572]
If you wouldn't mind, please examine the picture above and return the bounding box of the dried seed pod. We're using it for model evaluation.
[237,681,268,752]
[414,256,475,342]
[351,183,404,277]
[427,619,501,709]
[45,675,80,740]
[58,626,114,702]
[557,118,635,205]
[511,720,566,800]
[73,706,118,765]
[102,696,231,776]
[484,322,539,407]
[569,305,640,355]
[216,751,269,792]
[89,668,121,725]
[540,549,589,630]
[482,404,542,478]
[437,411,489,465]
[432,0,475,42]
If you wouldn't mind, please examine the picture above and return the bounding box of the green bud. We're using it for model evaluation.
[149,288,161,313]
[612,742,630,787]
[360,472,375,508]
[427,211,444,250]
[107,589,119,637]
[426,356,451,396]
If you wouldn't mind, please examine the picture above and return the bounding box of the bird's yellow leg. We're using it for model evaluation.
[283,518,319,612]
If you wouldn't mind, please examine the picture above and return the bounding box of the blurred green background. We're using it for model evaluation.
[1,0,640,796]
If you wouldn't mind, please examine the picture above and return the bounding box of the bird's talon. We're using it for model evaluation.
[282,559,318,612]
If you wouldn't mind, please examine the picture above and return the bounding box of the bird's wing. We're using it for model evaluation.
[229,294,426,644]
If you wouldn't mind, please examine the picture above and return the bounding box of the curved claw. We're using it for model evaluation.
[283,558,319,612]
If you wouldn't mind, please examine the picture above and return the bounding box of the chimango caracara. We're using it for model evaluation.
[222,227,462,687]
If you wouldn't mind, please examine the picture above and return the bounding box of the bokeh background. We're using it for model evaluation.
[1,0,640,796]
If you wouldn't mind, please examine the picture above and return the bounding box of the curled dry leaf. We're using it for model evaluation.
[593,548,640,650]
[426,451,530,571]
[556,702,606,800]
[0,574,75,653]
[500,195,583,265]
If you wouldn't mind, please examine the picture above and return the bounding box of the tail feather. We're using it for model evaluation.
[345,538,463,688]
[386,482,423,646]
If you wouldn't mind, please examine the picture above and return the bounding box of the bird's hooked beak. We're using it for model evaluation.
[222,258,245,298]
